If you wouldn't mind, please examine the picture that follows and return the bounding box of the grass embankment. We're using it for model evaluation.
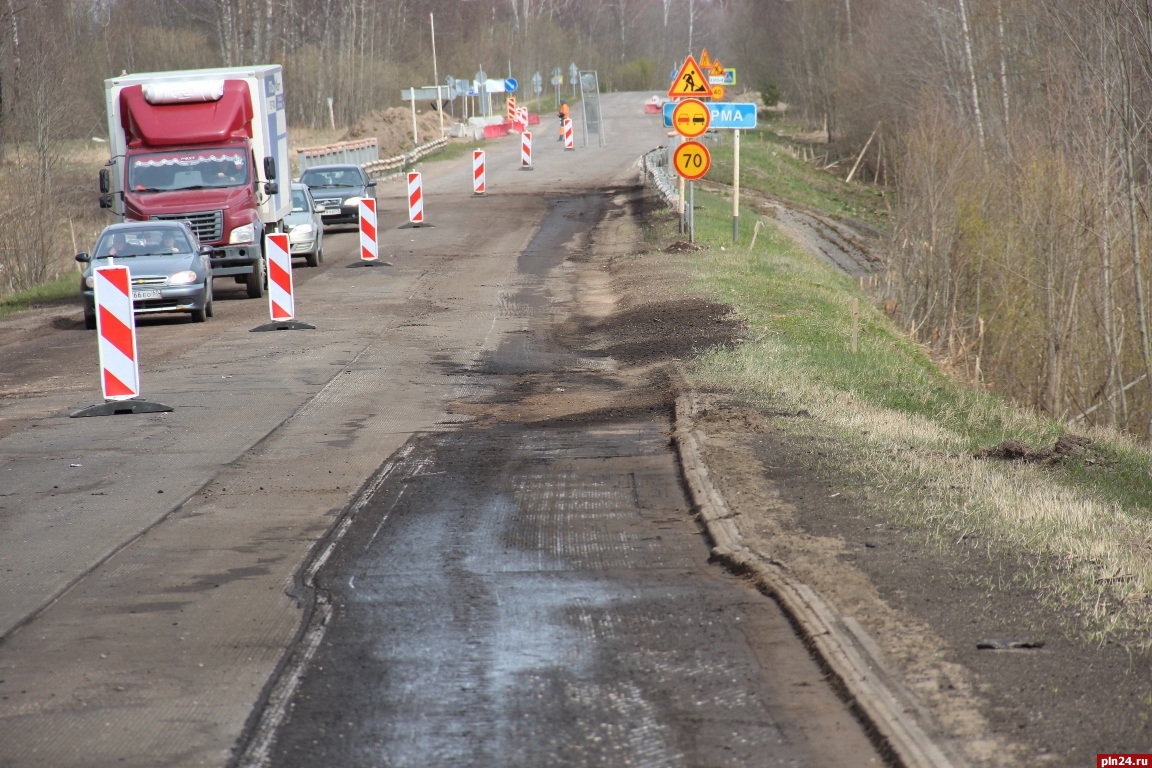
[0,274,80,316]
[704,121,889,229]
[680,127,1152,646]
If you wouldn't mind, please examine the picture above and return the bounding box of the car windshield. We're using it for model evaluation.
[291,189,310,212]
[128,149,250,192]
[94,228,193,258]
[301,168,361,188]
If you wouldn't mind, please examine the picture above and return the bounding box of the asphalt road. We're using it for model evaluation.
[0,94,882,767]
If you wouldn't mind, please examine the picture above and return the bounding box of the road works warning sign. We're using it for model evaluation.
[668,56,712,99]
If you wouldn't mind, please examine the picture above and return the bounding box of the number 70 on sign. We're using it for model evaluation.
[672,140,711,180]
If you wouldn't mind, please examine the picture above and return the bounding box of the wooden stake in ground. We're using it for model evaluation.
[846,123,880,184]
[851,298,860,354]
[749,219,763,252]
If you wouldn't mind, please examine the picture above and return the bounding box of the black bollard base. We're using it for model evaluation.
[71,399,173,418]
[250,320,316,332]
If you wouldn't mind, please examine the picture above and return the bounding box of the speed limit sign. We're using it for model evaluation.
[672,140,711,180]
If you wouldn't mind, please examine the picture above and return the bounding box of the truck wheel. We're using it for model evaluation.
[245,255,265,299]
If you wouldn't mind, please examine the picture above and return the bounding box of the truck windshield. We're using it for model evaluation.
[128,149,249,192]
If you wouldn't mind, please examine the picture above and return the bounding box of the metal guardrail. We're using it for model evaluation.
[643,146,679,210]
[296,138,379,173]
[362,137,450,178]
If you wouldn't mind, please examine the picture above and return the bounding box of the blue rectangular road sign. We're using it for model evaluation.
[662,102,757,130]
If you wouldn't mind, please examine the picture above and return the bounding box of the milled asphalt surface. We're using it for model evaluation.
[0,95,883,767]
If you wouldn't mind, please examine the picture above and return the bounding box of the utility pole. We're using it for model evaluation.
[430,12,443,137]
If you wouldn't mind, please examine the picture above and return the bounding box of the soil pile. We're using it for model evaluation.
[341,108,449,157]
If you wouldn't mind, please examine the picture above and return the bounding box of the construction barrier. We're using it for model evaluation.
[483,123,511,140]
[473,150,486,196]
[506,97,517,123]
[93,264,141,400]
[563,118,574,150]
[407,171,425,224]
[265,233,295,321]
[359,198,379,261]
[521,131,533,170]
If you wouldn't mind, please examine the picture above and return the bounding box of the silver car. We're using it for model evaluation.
[77,221,213,328]
[286,182,325,267]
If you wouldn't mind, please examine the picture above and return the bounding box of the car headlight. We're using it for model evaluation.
[344,197,363,207]
[84,276,95,288]
[292,224,314,237]
[168,270,198,285]
[229,222,256,244]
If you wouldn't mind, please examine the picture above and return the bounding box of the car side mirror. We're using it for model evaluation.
[75,252,90,263]
[313,206,324,214]
[199,245,213,256]
[99,168,110,194]
[264,181,279,196]
[264,156,277,180]
[367,179,377,187]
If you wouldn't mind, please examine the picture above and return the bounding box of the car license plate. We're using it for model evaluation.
[133,289,161,300]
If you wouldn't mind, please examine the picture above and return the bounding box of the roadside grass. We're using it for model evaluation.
[677,184,1152,647]
[703,126,889,230]
[0,273,80,316]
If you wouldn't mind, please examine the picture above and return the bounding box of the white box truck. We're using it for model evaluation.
[100,66,291,298]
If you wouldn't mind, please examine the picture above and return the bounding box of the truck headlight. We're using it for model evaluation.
[229,223,256,244]
[168,270,198,285]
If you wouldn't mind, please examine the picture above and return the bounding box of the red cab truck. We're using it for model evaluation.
[100,66,291,298]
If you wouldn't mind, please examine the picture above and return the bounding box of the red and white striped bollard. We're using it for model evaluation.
[563,118,574,150]
[473,150,486,196]
[407,171,425,223]
[93,264,141,400]
[521,131,533,170]
[265,233,295,321]
[359,198,378,261]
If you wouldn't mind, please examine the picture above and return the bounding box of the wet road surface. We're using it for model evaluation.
[249,190,883,767]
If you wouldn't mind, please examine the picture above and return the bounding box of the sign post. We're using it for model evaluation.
[673,140,711,244]
[733,129,741,242]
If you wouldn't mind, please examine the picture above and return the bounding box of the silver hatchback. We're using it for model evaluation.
[77,221,213,328]
[285,183,325,267]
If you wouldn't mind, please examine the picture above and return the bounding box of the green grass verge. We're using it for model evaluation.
[704,126,889,229]
[676,176,1152,645]
[0,273,80,316]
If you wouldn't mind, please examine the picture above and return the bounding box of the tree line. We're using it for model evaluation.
[0,0,771,296]
[768,0,1152,436]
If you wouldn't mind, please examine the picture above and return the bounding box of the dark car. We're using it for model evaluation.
[298,164,377,227]
[77,220,213,328]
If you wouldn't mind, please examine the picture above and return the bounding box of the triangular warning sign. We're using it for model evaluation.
[710,61,726,77]
[668,56,712,98]
[699,49,712,69]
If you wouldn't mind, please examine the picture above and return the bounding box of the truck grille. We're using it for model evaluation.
[150,210,224,244]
